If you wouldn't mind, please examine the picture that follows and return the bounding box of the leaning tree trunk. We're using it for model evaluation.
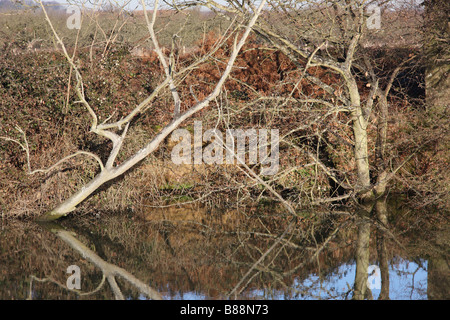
[40,117,190,220]
[37,0,268,221]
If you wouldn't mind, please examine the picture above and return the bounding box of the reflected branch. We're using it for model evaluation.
[27,274,106,300]
[227,217,297,298]
[39,222,162,300]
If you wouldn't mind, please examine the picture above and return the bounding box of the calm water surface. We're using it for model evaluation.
[0,200,448,300]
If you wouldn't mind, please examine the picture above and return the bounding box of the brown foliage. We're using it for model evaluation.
[1,30,444,217]
[172,32,343,108]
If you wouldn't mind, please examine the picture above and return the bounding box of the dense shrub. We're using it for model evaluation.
[0,30,446,217]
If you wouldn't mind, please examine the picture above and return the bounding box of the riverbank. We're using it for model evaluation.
[0,37,448,219]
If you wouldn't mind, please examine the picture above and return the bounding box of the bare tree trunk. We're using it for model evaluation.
[372,93,389,198]
[351,109,371,191]
[40,119,185,220]
[424,0,450,112]
[347,76,371,194]
[37,0,267,221]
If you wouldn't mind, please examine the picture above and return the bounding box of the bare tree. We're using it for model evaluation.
[193,0,424,202]
[423,0,450,111]
[1,0,267,220]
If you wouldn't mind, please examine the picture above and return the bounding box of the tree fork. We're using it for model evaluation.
[37,0,268,221]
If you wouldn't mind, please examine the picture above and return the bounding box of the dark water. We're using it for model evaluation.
[0,200,448,300]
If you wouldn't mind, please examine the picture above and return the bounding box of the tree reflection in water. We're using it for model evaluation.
[33,222,162,300]
[0,198,447,300]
